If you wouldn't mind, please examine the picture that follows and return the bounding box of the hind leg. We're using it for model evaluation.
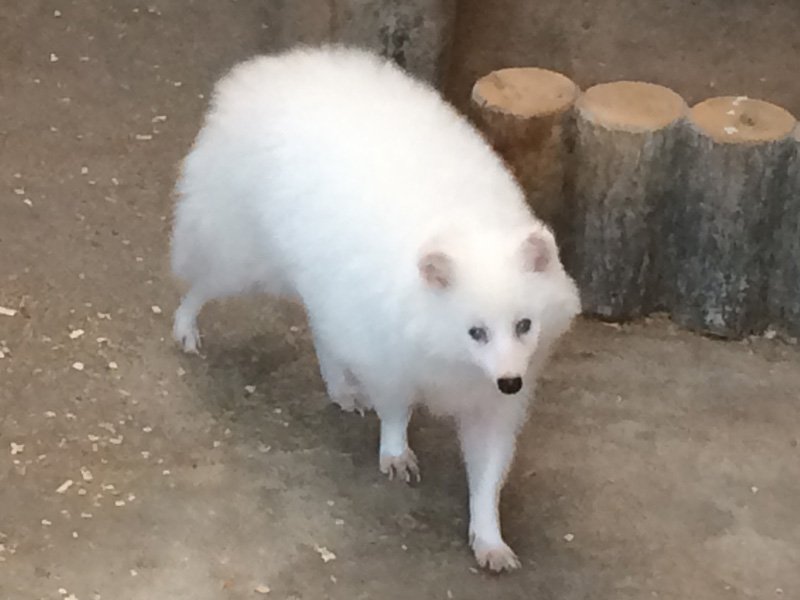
[377,401,419,483]
[311,332,369,414]
[361,380,419,483]
[173,287,210,353]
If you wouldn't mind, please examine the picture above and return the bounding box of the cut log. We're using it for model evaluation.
[670,96,796,338]
[331,0,457,86]
[570,81,687,320]
[471,67,579,236]
[768,125,800,339]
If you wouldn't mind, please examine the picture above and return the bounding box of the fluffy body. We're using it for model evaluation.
[171,46,580,571]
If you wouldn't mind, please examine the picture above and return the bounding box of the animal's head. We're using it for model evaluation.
[417,226,580,395]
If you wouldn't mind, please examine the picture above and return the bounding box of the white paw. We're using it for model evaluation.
[323,369,370,414]
[328,383,371,415]
[331,393,370,416]
[379,449,420,483]
[471,537,520,572]
[173,318,201,354]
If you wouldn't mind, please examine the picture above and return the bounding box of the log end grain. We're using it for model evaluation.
[470,67,579,236]
[690,96,796,144]
[672,98,797,338]
[471,67,578,119]
[576,81,687,133]
[569,81,688,319]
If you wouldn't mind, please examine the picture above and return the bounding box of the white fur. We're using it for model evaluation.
[171,46,580,571]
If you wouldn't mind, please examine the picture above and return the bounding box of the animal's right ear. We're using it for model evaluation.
[418,250,453,290]
[519,229,556,273]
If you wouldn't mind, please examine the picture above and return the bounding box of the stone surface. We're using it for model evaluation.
[1,2,799,599]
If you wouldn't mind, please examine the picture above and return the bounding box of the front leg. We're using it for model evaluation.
[458,401,526,572]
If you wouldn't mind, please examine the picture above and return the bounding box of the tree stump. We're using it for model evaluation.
[331,0,457,86]
[570,81,687,320]
[768,124,800,338]
[470,67,579,236]
[670,96,796,338]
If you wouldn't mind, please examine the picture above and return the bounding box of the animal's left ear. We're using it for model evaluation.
[519,229,555,273]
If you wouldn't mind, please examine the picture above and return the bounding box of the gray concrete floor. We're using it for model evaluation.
[2,3,799,599]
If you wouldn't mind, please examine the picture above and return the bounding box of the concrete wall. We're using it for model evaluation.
[258,0,799,116]
[445,0,800,116]
[260,0,456,85]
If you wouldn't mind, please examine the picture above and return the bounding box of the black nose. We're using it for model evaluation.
[497,377,523,395]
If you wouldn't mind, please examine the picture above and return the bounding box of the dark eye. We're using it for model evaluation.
[468,326,488,343]
[516,318,532,336]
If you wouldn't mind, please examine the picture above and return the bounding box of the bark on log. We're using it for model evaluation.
[570,81,687,320]
[767,125,800,339]
[470,67,579,236]
[331,0,457,86]
[670,96,796,338]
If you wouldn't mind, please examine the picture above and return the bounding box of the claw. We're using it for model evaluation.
[471,537,520,572]
[379,449,420,484]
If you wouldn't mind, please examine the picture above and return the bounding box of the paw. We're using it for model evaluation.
[324,370,370,414]
[173,318,201,354]
[471,536,520,572]
[331,393,370,416]
[379,449,420,483]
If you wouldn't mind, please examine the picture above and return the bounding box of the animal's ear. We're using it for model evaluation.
[519,229,555,273]
[418,250,453,289]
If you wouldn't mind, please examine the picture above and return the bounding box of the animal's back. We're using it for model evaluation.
[172,47,533,305]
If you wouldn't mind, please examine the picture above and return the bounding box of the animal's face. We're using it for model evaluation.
[418,226,578,395]
[464,314,539,395]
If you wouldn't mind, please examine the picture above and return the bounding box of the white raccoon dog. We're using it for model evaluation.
[171,46,580,572]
